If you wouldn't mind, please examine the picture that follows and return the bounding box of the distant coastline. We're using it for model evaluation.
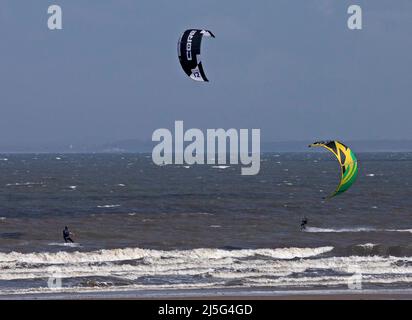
[1,140,412,153]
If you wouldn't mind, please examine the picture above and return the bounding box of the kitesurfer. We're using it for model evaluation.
[63,226,74,243]
[300,217,308,231]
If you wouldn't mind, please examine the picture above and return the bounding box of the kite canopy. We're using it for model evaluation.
[309,140,358,198]
[178,29,215,82]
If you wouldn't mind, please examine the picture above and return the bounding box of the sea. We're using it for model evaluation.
[0,152,411,298]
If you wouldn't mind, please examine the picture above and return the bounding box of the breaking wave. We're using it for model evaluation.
[0,246,333,265]
[1,246,412,296]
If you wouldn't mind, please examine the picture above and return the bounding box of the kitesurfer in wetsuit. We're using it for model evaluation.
[300,217,308,231]
[63,226,74,243]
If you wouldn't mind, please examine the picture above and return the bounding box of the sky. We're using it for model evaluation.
[0,0,411,149]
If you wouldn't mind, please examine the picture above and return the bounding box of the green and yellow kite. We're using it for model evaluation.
[309,140,358,198]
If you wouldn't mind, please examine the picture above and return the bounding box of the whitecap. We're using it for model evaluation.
[97,205,121,208]
[212,166,230,169]
[306,227,412,234]
[191,212,214,216]
[0,246,334,266]
[6,182,42,187]
[356,243,378,249]
[48,242,82,248]
[386,229,412,234]
[305,227,375,233]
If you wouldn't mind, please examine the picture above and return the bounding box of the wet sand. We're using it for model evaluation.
[2,288,412,300]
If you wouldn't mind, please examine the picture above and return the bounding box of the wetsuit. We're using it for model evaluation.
[300,218,308,231]
[63,228,74,243]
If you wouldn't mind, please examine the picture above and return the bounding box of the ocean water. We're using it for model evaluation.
[0,152,411,297]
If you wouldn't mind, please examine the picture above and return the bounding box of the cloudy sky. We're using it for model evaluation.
[0,0,411,149]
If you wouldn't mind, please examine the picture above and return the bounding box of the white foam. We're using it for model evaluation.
[194,212,214,216]
[356,243,379,249]
[0,246,333,265]
[117,184,126,187]
[212,166,230,169]
[0,158,8,161]
[386,229,412,234]
[48,243,82,248]
[6,182,43,187]
[1,248,412,296]
[68,186,77,190]
[305,227,412,234]
[0,217,6,221]
[366,173,375,177]
[245,274,412,288]
[306,227,376,233]
[97,205,121,208]
[2,246,412,299]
